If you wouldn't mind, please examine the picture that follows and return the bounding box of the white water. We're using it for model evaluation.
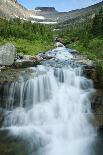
[46,45,73,60]
[2,47,96,155]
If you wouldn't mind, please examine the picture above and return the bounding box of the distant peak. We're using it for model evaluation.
[35,7,57,12]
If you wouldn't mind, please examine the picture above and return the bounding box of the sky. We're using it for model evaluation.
[18,0,103,12]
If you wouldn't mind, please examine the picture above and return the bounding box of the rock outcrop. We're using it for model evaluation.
[0,0,29,19]
[0,43,16,66]
[10,0,17,3]
[35,7,56,12]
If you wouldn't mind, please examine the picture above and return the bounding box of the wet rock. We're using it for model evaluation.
[17,52,24,59]
[14,59,40,68]
[0,110,5,127]
[97,125,103,137]
[38,52,53,60]
[83,68,97,82]
[71,56,98,85]
[77,59,94,67]
[0,69,22,84]
[32,55,43,61]
[91,90,103,112]
[56,42,64,47]
[0,43,16,66]
[0,130,28,155]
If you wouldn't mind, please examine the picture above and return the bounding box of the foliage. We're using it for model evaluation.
[0,18,54,55]
[57,9,103,85]
[91,8,103,36]
[0,18,53,41]
[0,37,54,55]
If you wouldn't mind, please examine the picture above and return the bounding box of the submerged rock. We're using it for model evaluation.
[0,43,16,66]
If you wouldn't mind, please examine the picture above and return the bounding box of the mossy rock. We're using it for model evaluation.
[0,130,28,155]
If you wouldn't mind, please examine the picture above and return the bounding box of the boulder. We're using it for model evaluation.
[0,43,16,66]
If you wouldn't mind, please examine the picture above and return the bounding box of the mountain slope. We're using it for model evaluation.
[0,0,30,19]
[0,0,103,24]
[59,1,103,26]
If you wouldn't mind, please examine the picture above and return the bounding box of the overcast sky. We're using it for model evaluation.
[18,0,103,12]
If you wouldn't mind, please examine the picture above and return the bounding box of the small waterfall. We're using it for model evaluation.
[1,47,97,155]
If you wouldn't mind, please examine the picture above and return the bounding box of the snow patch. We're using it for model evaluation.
[39,21,57,24]
[30,15,45,20]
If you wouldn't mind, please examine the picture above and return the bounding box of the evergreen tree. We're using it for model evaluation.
[91,8,103,36]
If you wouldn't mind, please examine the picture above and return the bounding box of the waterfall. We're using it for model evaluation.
[1,47,96,155]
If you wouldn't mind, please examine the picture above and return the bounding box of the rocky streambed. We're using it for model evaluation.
[0,43,103,155]
[0,43,103,116]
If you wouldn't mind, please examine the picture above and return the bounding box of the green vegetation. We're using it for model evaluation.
[0,18,54,55]
[58,8,103,85]
[0,9,103,84]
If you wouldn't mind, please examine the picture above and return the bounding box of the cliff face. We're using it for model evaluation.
[10,0,17,3]
[0,0,29,19]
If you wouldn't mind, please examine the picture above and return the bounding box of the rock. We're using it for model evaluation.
[34,55,43,61]
[23,55,31,60]
[14,60,40,68]
[55,37,64,44]
[91,89,103,112]
[35,7,56,12]
[76,59,94,67]
[0,43,16,66]
[17,52,24,59]
[23,55,43,61]
[0,110,5,127]
[0,130,28,155]
[38,52,53,60]
[56,42,64,47]
[11,0,17,3]
[0,69,22,84]
[14,54,42,68]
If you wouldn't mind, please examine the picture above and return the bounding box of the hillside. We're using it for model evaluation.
[0,0,103,24]
[59,1,103,26]
[0,0,29,19]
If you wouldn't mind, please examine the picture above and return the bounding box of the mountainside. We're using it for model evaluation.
[0,0,103,24]
[59,1,103,26]
[0,0,29,19]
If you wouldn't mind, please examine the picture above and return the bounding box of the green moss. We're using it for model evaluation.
[0,130,28,155]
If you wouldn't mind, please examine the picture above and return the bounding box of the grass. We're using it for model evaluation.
[68,36,103,87]
[0,37,55,55]
[69,37,103,60]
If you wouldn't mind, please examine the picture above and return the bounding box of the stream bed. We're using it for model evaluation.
[0,46,103,155]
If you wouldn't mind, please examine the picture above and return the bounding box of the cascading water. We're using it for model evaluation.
[1,46,97,155]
